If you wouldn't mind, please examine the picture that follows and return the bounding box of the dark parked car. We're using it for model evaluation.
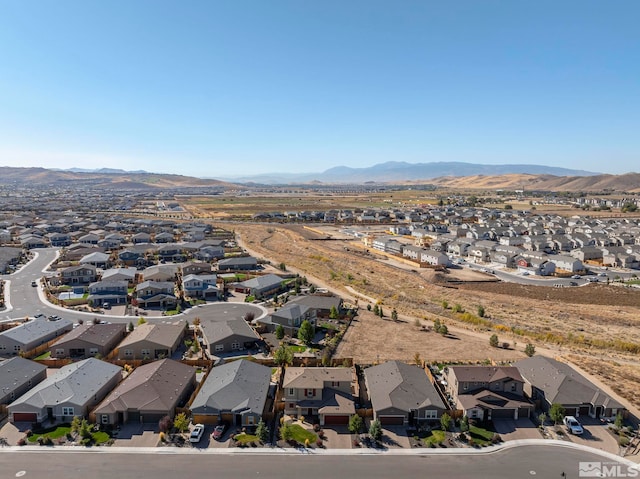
[212,423,227,440]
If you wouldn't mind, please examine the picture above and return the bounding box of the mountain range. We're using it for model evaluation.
[1,163,639,192]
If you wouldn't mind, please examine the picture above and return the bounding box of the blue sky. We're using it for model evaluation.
[0,0,638,177]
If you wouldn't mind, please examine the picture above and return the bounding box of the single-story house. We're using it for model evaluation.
[234,274,283,298]
[200,318,261,355]
[0,357,47,405]
[115,323,185,360]
[364,360,447,426]
[514,356,625,420]
[218,256,258,271]
[49,323,127,359]
[0,318,73,357]
[93,359,196,425]
[191,359,272,427]
[256,303,316,337]
[8,358,122,423]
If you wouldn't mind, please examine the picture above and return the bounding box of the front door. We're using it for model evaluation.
[47,407,54,420]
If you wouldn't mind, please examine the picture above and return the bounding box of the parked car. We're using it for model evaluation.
[598,272,608,277]
[190,424,205,443]
[212,423,227,440]
[571,275,581,279]
[31,281,37,287]
[563,416,584,435]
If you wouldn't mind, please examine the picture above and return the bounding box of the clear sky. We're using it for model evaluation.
[0,1,638,177]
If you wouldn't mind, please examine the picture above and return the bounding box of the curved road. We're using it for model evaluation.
[1,248,267,325]
[0,443,637,479]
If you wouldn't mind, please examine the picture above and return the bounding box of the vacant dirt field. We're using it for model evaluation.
[226,222,640,410]
[335,309,524,364]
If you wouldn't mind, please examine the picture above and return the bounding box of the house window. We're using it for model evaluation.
[215,344,224,352]
[306,389,314,397]
[101,415,109,424]
[10,392,15,400]
[247,416,255,425]
[89,348,99,356]
[331,381,340,387]
[288,388,294,396]
[231,341,240,350]
[141,349,151,357]
[424,410,438,420]
[510,383,517,392]
[470,410,478,418]
[56,349,65,356]
[124,349,133,357]
[62,407,75,416]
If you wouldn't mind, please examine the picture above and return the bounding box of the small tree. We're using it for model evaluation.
[278,262,287,272]
[489,334,499,348]
[298,319,315,346]
[309,284,316,294]
[452,304,462,313]
[369,419,382,442]
[274,344,293,366]
[391,309,398,321]
[460,415,469,432]
[127,321,134,332]
[524,343,536,357]
[137,317,147,326]
[71,416,82,435]
[275,324,285,340]
[279,422,293,442]
[348,414,364,434]
[414,352,422,366]
[378,307,384,318]
[256,419,269,443]
[538,412,547,427]
[440,413,452,432]
[477,305,485,318]
[329,306,339,319]
[193,316,201,327]
[549,403,565,425]
[159,415,172,433]
[173,412,190,433]
[441,300,449,310]
[615,412,624,430]
[372,304,379,315]
[439,324,448,336]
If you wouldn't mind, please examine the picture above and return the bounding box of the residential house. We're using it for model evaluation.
[78,233,101,245]
[218,256,258,271]
[446,366,532,420]
[182,274,220,300]
[60,265,97,286]
[93,359,196,425]
[0,357,47,405]
[8,358,121,423]
[191,359,271,427]
[514,356,625,419]
[141,264,179,282]
[49,323,126,359]
[131,232,151,244]
[0,318,73,357]
[288,294,343,319]
[364,361,447,425]
[101,267,138,285]
[135,280,176,309]
[116,322,185,360]
[182,262,212,276]
[87,280,128,306]
[200,318,261,355]
[256,303,316,336]
[282,367,355,425]
[234,274,283,298]
[79,251,111,269]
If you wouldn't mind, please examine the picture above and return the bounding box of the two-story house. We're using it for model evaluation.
[446,366,532,421]
[282,367,355,426]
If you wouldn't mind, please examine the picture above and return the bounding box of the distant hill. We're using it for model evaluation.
[430,172,640,192]
[226,161,599,184]
[0,166,234,189]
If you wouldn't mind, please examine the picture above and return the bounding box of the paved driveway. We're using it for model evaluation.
[566,418,620,455]
[380,426,411,449]
[493,419,542,441]
[320,426,353,449]
[112,423,159,447]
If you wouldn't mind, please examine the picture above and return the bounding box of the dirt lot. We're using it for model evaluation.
[335,309,524,364]
[227,223,640,410]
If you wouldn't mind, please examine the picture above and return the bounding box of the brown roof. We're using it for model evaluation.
[450,366,523,384]
[117,322,184,349]
[283,367,353,389]
[50,323,125,348]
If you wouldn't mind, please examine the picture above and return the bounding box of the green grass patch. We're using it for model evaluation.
[234,433,259,445]
[271,367,278,375]
[28,425,71,443]
[423,429,445,446]
[469,425,494,445]
[92,431,110,444]
[287,345,307,353]
[164,309,181,316]
[289,424,317,444]
[319,322,338,330]
[34,351,51,360]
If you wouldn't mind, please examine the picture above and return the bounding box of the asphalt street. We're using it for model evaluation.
[0,248,266,325]
[0,444,634,479]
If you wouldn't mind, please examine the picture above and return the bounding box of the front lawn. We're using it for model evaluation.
[34,351,51,360]
[287,345,307,353]
[289,424,317,444]
[28,425,71,443]
[423,429,445,446]
[234,433,259,446]
[469,425,494,445]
